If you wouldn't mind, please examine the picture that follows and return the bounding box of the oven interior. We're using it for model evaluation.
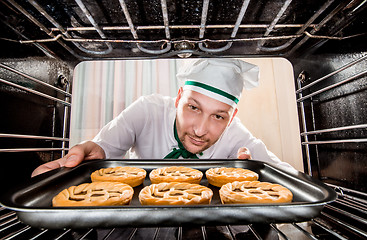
[0,0,366,239]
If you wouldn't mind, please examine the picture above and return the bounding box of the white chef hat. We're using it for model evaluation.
[176,58,259,107]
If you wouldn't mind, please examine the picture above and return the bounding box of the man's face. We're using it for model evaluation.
[175,89,235,154]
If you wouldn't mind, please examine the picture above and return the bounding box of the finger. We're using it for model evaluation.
[238,153,251,159]
[31,165,50,177]
[63,143,88,167]
[64,154,84,167]
[63,141,104,167]
[31,157,67,177]
[237,147,252,159]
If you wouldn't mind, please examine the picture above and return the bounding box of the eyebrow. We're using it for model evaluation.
[188,97,200,105]
[188,97,231,116]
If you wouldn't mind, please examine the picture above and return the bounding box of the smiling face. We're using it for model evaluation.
[175,89,235,154]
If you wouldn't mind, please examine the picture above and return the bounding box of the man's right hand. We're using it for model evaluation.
[31,141,106,177]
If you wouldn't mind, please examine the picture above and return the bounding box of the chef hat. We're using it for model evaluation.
[176,58,260,107]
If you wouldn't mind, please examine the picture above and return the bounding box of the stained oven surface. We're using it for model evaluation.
[0,0,366,239]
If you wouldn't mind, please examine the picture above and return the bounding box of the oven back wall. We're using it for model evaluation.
[0,58,73,191]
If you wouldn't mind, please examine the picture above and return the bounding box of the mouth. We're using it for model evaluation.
[187,135,206,146]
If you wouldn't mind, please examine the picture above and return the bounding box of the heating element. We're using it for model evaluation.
[1,0,366,59]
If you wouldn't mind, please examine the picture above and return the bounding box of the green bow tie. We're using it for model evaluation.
[164,120,199,159]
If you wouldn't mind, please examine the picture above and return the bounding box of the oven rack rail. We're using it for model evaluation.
[1,185,367,240]
[3,0,365,59]
[296,54,367,176]
[0,214,357,240]
[0,63,70,157]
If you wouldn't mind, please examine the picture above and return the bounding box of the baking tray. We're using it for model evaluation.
[0,159,337,229]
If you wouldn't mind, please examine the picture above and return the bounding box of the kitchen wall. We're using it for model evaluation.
[237,58,303,172]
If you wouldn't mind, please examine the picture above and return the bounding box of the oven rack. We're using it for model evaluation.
[0,214,357,240]
[1,185,366,240]
[296,54,367,176]
[3,0,365,59]
[0,63,70,157]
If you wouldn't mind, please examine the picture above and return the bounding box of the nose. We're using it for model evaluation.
[193,116,208,137]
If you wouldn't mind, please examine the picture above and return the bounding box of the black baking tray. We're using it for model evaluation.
[0,159,337,229]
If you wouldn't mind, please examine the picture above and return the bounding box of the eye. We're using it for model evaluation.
[188,104,198,111]
[214,114,224,120]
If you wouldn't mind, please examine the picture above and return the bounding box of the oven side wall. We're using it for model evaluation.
[0,58,74,191]
[290,34,367,192]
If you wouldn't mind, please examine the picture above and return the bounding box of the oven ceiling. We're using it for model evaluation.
[0,0,366,61]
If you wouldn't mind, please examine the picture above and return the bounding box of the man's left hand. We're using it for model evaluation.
[237,147,251,159]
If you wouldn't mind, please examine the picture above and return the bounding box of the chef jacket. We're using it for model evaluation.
[93,94,294,170]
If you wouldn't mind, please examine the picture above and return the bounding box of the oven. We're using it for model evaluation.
[0,0,366,239]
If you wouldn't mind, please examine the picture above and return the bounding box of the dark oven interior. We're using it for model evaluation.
[0,0,366,239]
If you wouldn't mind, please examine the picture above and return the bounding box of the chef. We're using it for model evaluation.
[32,58,294,177]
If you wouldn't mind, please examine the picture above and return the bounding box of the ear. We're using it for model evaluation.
[228,108,238,126]
[175,87,183,108]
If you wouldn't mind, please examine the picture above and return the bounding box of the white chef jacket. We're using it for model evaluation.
[93,94,294,170]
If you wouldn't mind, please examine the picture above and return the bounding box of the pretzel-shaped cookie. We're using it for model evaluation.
[52,182,134,207]
[219,181,293,204]
[149,166,203,184]
[139,182,213,205]
[206,167,258,187]
[91,166,146,187]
